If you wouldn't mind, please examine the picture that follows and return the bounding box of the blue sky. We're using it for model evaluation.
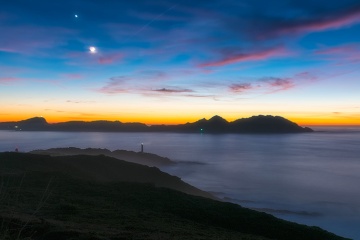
[1,0,360,124]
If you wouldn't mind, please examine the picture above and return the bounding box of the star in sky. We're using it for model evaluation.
[0,0,360,125]
[89,46,97,54]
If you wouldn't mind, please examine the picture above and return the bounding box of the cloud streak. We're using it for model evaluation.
[229,83,253,93]
[275,8,360,35]
[153,88,194,93]
[314,44,360,63]
[263,77,295,91]
[0,24,75,55]
[200,47,289,67]
[98,53,123,65]
[0,77,21,84]
[229,75,310,95]
[97,76,130,94]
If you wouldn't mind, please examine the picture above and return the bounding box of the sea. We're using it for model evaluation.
[0,127,359,239]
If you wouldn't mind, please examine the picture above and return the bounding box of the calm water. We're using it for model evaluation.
[0,128,359,239]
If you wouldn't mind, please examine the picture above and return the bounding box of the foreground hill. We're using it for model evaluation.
[30,147,174,167]
[0,152,211,199]
[0,152,347,240]
[0,115,313,133]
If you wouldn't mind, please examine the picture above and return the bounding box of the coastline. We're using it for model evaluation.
[0,151,349,240]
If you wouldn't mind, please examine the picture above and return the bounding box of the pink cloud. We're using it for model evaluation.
[0,66,29,75]
[314,44,360,63]
[278,9,360,35]
[64,50,124,67]
[0,77,21,84]
[264,77,295,91]
[315,45,358,55]
[229,83,253,93]
[229,76,303,95]
[200,47,288,67]
[62,74,84,79]
[98,53,123,65]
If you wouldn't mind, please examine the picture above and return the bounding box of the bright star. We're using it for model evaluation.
[75,14,78,18]
[89,46,97,53]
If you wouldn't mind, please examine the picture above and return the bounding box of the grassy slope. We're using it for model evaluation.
[30,147,174,167]
[0,152,213,199]
[0,152,349,240]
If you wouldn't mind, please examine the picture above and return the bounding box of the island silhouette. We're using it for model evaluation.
[0,115,313,133]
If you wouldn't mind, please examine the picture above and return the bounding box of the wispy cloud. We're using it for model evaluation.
[62,74,84,80]
[137,70,168,81]
[229,73,315,95]
[98,53,123,65]
[229,83,253,93]
[314,44,360,63]
[97,74,201,98]
[152,87,194,93]
[0,25,75,55]
[262,77,295,91]
[274,8,360,36]
[0,77,21,84]
[200,47,289,67]
[315,44,358,55]
[97,76,130,94]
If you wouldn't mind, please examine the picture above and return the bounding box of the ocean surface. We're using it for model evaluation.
[0,127,359,239]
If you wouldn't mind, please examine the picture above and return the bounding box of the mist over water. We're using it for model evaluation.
[1,127,359,239]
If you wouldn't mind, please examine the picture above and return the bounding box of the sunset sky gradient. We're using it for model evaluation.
[1,0,360,125]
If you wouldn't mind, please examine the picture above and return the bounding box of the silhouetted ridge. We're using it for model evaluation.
[3,117,49,130]
[0,115,313,133]
[19,117,48,124]
[209,115,228,123]
[197,115,229,133]
[0,152,213,199]
[53,120,148,132]
[0,152,348,240]
[230,115,313,133]
[30,147,174,167]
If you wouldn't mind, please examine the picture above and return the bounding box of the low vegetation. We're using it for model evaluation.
[0,152,348,240]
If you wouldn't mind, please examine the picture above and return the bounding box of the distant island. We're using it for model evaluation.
[0,115,313,133]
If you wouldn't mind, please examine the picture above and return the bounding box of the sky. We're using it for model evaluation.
[0,0,360,125]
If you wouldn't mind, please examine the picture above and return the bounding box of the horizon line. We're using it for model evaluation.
[1,115,360,127]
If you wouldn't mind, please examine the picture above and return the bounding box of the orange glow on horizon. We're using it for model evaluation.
[1,113,359,126]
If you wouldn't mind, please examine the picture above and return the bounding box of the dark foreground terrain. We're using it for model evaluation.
[30,147,174,167]
[0,152,348,240]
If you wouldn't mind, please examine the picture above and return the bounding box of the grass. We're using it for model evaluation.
[0,152,350,240]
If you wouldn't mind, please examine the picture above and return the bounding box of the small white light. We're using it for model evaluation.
[89,46,97,53]
[75,14,78,18]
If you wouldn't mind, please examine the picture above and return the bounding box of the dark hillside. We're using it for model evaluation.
[0,152,212,199]
[0,152,348,240]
